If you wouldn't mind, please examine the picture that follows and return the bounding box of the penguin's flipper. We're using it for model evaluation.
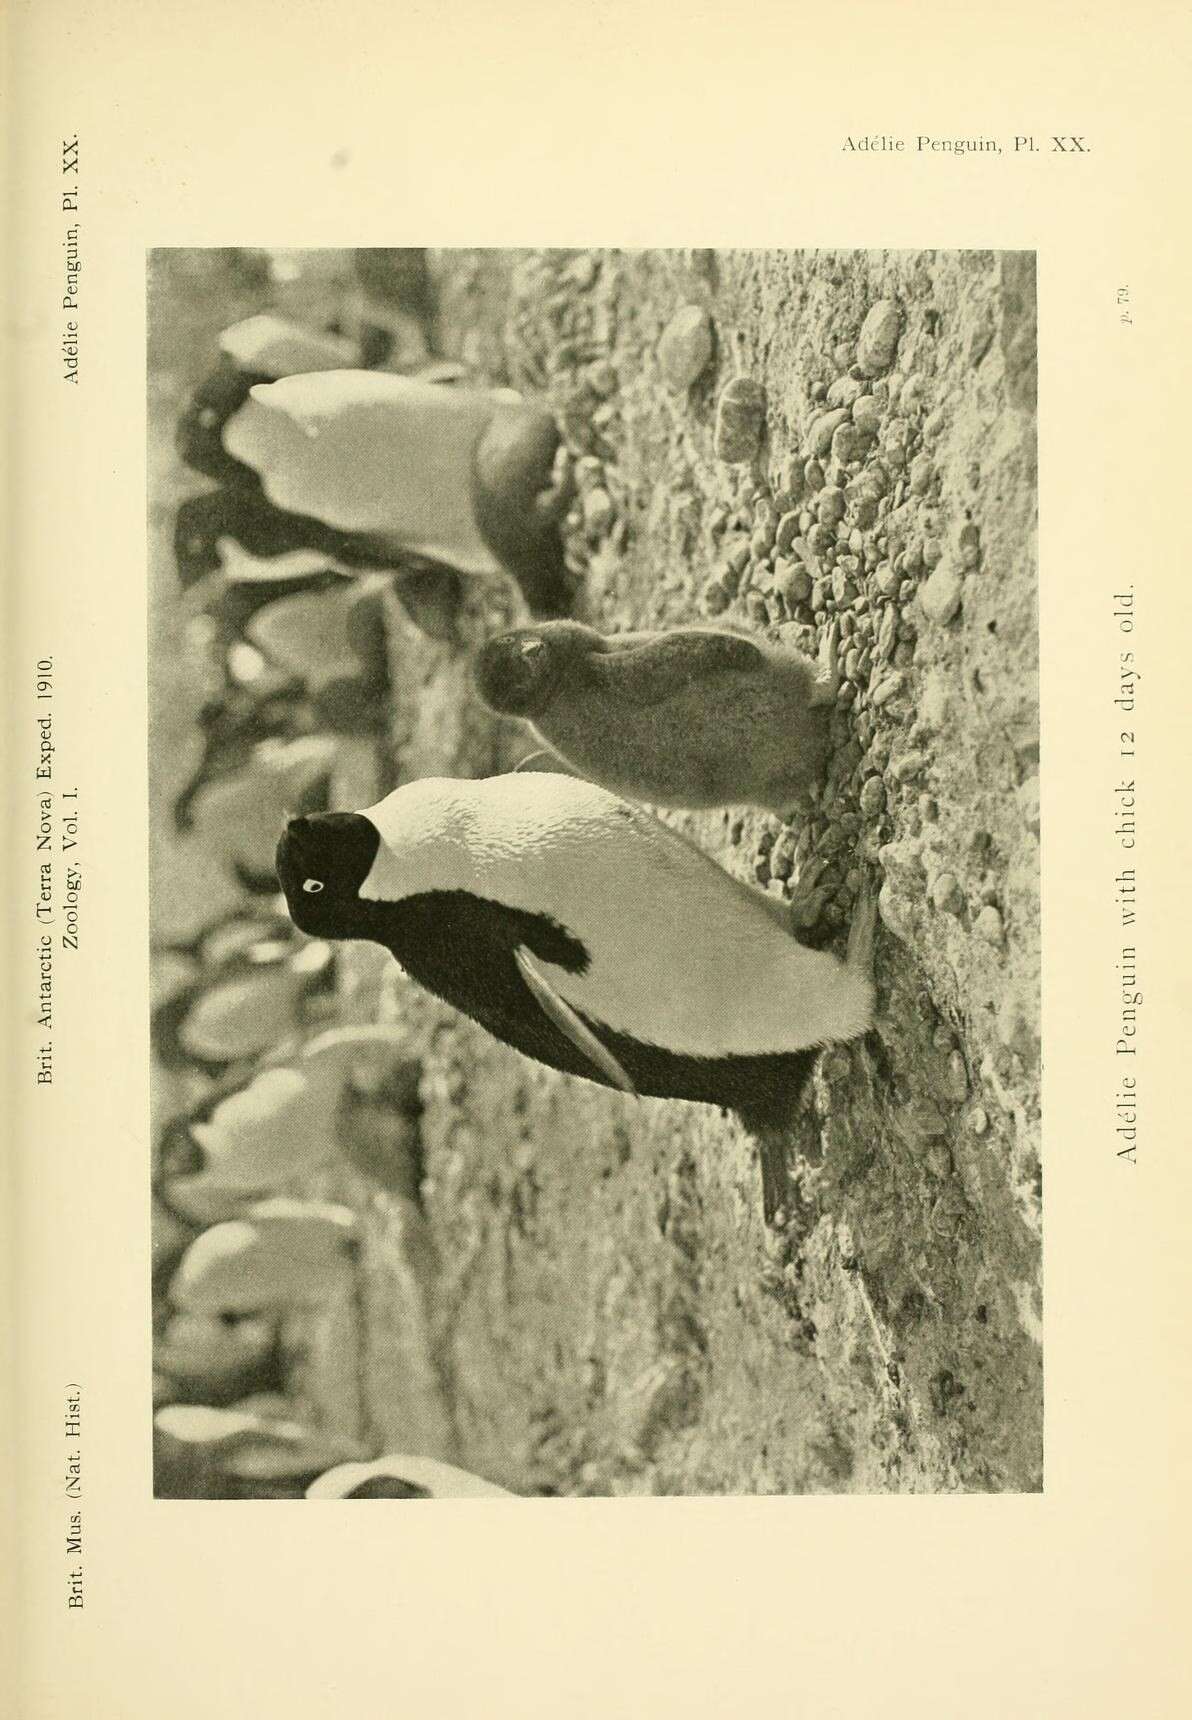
[590,629,767,707]
[513,949,637,1095]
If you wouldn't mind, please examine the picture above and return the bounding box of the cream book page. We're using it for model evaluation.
[7,1,1189,1715]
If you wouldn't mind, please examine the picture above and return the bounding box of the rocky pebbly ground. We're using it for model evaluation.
[286,248,1041,1496]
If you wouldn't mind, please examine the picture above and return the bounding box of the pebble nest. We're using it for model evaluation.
[157,248,1042,1495]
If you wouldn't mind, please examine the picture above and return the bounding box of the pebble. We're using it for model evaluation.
[831,569,856,607]
[701,576,731,616]
[806,408,851,459]
[874,563,900,600]
[864,460,890,498]
[745,591,769,626]
[564,253,598,290]
[708,506,729,538]
[775,511,800,555]
[859,776,887,817]
[922,537,943,570]
[919,561,964,624]
[856,300,903,377]
[945,1052,970,1101]
[826,375,864,409]
[659,305,715,391]
[775,454,803,493]
[909,454,935,496]
[771,559,812,605]
[769,832,797,880]
[968,1106,990,1137]
[876,607,898,661]
[751,526,775,559]
[587,360,619,398]
[899,374,927,414]
[877,879,908,936]
[1018,776,1040,837]
[804,459,826,492]
[958,521,981,570]
[817,489,846,528]
[714,377,767,462]
[926,1141,953,1180]
[889,750,926,783]
[726,538,751,576]
[851,395,883,438]
[870,671,904,707]
[830,423,861,465]
[582,488,615,534]
[974,905,1005,946]
[931,873,964,915]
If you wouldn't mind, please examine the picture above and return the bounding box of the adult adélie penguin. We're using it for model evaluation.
[218,369,575,617]
[276,775,876,1207]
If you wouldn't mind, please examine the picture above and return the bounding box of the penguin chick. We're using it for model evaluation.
[306,1455,514,1499]
[275,773,874,1132]
[221,370,572,616]
[472,621,841,816]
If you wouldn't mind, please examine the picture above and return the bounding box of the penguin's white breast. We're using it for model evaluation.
[360,777,861,1057]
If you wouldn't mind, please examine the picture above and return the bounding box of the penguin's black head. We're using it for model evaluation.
[176,363,272,490]
[275,811,381,939]
[473,624,577,719]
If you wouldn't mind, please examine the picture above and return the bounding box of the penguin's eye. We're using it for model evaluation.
[302,878,324,894]
[519,637,545,660]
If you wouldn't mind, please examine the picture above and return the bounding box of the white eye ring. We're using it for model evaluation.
[302,879,324,894]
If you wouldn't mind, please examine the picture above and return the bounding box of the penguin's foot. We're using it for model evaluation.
[810,621,842,705]
[845,874,878,980]
[787,857,834,932]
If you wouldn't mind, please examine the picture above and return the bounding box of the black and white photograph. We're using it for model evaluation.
[148,247,1040,1499]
